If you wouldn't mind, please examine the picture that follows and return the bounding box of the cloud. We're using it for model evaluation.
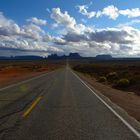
[88,28,134,44]
[76,5,96,18]
[0,23,20,36]
[43,34,66,45]
[76,4,140,20]
[0,12,14,27]
[54,13,140,57]
[49,6,140,55]
[46,8,51,13]
[0,12,63,56]
[50,8,93,34]
[27,17,47,25]
[63,32,88,42]
[0,47,63,57]
[119,8,140,18]
[0,9,140,57]
[97,5,119,20]
[51,8,76,31]
[22,23,45,40]
[62,26,140,45]
[81,18,87,23]
[0,12,21,36]
[118,19,140,27]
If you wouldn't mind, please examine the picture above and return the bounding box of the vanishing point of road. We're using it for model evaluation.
[0,66,140,140]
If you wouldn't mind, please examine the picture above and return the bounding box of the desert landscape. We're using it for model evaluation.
[70,60,140,121]
[71,60,140,95]
[0,0,140,139]
[0,60,64,88]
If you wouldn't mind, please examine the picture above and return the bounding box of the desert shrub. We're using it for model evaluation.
[73,65,93,74]
[98,76,107,83]
[106,72,119,82]
[115,79,130,88]
[129,78,137,84]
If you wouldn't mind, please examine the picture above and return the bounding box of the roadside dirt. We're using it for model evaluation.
[78,73,140,122]
[0,62,63,88]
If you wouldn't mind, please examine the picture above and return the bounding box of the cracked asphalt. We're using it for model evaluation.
[0,67,139,140]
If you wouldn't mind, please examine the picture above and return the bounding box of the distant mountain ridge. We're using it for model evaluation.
[0,53,82,60]
[95,54,112,60]
[0,53,140,61]
[0,55,44,60]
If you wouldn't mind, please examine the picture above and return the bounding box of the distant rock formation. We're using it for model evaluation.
[48,53,82,60]
[47,54,66,59]
[0,53,82,60]
[69,53,81,59]
[47,54,57,59]
[95,54,113,60]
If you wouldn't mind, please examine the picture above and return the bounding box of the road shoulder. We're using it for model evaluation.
[73,71,140,135]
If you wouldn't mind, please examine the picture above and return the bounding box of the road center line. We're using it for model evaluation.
[22,96,42,118]
[71,69,140,139]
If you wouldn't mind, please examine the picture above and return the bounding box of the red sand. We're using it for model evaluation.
[0,64,62,88]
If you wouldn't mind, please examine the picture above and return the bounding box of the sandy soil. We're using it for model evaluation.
[0,63,63,88]
[78,73,140,122]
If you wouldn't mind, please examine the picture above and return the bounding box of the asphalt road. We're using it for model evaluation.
[0,66,139,140]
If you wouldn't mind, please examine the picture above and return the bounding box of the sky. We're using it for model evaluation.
[0,0,140,57]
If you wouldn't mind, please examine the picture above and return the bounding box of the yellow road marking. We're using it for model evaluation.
[22,96,42,118]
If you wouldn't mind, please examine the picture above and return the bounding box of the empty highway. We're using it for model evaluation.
[0,66,139,140]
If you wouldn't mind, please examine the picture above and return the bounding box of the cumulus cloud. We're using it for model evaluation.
[97,5,119,20]
[51,8,76,31]
[119,8,140,18]
[50,8,140,57]
[76,5,96,18]
[0,8,140,57]
[0,23,20,36]
[21,23,45,40]
[50,8,93,34]
[0,12,21,36]
[26,17,47,25]
[0,12,14,27]
[76,4,140,20]
[0,12,63,56]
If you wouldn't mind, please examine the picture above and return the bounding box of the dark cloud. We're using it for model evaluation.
[62,28,135,45]
[0,47,63,57]
[0,27,12,36]
[89,30,133,44]
[63,32,88,42]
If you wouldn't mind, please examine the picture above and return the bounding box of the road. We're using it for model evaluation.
[0,66,139,140]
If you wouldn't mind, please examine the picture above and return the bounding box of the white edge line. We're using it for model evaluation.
[0,69,59,92]
[71,70,140,139]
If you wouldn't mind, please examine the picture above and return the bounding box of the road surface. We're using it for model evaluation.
[0,67,139,140]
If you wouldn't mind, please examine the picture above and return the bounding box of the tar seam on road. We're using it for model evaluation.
[22,96,42,118]
[71,69,140,139]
